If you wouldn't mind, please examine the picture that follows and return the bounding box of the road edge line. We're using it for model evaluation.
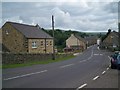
[76,83,87,90]
[93,76,100,80]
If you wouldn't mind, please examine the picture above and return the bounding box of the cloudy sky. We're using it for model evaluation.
[1,0,119,32]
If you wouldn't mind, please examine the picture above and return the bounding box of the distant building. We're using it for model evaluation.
[84,36,98,47]
[97,38,101,46]
[64,34,86,52]
[101,31,120,50]
[2,21,53,53]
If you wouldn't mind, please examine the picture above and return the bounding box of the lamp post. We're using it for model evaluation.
[52,15,55,60]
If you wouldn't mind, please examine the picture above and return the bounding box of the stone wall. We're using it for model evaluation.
[28,38,53,53]
[2,23,28,53]
[2,52,72,65]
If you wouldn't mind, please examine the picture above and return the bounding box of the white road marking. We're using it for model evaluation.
[3,70,48,81]
[97,47,100,50]
[94,54,103,56]
[108,56,111,60]
[93,76,100,80]
[102,71,106,75]
[107,67,109,70]
[60,64,74,68]
[94,54,99,55]
[78,48,93,63]
[77,83,87,89]
[87,55,93,60]
[109,64,111,68]
[79,60,86,63]
[73,53,82,56]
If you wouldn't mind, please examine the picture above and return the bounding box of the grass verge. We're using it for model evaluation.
[3,55,75,69]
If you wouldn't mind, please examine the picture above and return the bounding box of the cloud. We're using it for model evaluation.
[51,7,73,28]
[1,1,119,32]
[2,0,120,2]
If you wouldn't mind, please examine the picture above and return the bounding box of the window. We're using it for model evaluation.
[46,41,49,46]
[41,41,43,46]
[50,41,52,45]
[32,41,37,48]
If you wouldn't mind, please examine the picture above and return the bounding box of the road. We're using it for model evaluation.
[2,45,119,89]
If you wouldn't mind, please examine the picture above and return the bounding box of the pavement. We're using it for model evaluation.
[2,45,119,89]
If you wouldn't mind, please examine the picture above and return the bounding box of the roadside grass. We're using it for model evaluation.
[3,55,75,69]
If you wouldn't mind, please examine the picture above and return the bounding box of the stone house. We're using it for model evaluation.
[64,34,86,52]
[101,31,120,50]
[2,21,53,53]
[84,36,98,47]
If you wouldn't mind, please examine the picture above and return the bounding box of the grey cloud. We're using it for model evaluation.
[1,2,118,32]
[103,2,118,13]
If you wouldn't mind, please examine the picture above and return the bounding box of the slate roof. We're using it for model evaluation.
[4,21,53,39]
[74,34,86,43]
[104,31,119,41]
[102,31,120,46]
[112,31,120,37]
[84,36,98,41]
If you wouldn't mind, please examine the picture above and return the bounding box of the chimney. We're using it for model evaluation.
[36,24,41,29]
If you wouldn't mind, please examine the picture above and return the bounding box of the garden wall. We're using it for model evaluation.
[2,52,72,65]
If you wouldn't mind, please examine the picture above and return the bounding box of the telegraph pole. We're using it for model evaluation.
[52,15,55,60]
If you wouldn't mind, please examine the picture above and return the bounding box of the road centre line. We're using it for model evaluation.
[78,47,94,63]
[59,64,74,68]
[3,70,48,81]
[76,83,87,89]
[93,76,100,80]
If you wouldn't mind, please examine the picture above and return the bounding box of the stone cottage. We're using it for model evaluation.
[101,31,120,50]
[2,21,53,53]
[64,34,86,52]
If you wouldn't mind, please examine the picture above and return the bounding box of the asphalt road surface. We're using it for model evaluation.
[2,45,119,89]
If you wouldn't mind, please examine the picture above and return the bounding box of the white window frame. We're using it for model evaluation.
[32,41,37,48]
